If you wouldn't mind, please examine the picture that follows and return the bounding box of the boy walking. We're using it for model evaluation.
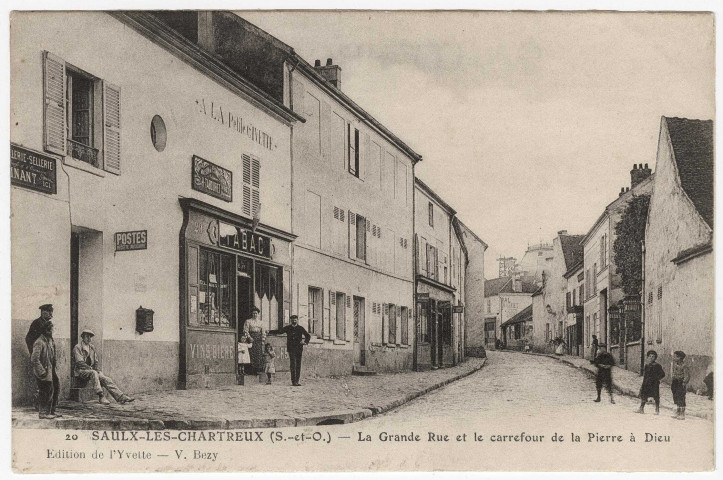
[593,343,615,404]
[635,350,665,414]
[671,350,690,420]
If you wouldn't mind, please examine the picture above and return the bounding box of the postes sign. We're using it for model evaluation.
[115,230,147,252]
[192,155,232,202]
[10,144,57,194]
[219,221,271,259]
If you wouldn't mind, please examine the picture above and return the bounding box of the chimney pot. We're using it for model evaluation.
[314,59,321,67]
[639,163,643,169]
[644,163,649,169]
[558,230,568,235]
[633,164,638,170]
[326,58,333,66]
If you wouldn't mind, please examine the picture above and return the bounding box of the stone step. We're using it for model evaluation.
[69,387,98,403]
[352,366,377,376]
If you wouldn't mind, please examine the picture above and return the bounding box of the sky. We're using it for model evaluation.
[239,11,714,278]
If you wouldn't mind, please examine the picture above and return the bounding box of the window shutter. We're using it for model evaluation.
[345,294,352,341]
[43,51,66,156]
[251,157,261,216]
[382,303,388,344]
[348,211,357,259]
[242,154,252,215]
[102,82,121,174]
[362,132,370,181]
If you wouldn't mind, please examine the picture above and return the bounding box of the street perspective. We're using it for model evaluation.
[9,9,715,474]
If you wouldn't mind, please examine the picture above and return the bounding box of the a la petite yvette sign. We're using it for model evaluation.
[10,144,57,195]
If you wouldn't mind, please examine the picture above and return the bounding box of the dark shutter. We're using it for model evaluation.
[43,51,66,156]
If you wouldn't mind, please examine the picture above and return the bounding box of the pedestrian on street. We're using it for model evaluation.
[263,343,276,385]
[590,335,599,363]
[237,334,253,385]
[636,350,665,415]
[25,303,53,410]
[72,329,135,405]
[268,315,310,386]
[30,320,60,419]
[670,350,690,420]
[593,343,615,404]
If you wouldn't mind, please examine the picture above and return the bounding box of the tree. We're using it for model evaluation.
[613,194,650,296]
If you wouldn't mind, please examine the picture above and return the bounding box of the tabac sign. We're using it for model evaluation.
[192,155,232,202]
[219,221,271,259]
[10,144,57,195]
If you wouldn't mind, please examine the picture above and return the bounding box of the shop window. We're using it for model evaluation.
[197,249,235,327]
[417,302,429,343]
[43,51,120,173]
[388,303,397,344]
[400,306,409,345]
[308,286,323,337]
[335,292,346,340]
[255,262,282,330]
[242,154,260,218]
[442,304,452,346]
[348,123,359,177]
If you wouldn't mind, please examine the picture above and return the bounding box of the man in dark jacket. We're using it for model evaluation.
[593,343,615,404]
[268,315,311,386]
[636,350,665,414]
[26,304,53,353]
[31,320,60,419]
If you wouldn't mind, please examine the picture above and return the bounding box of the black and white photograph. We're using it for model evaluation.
[6,4,717,474]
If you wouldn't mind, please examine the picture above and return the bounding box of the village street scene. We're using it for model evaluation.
[8,10,715,472]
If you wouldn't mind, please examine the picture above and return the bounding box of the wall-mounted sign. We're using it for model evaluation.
[10,144,57,195]
[219,221,271,259]
[115,230,147,252]
[195,98,277,151]
[417,292,429,301]
[453,305,464,313]
[192,155,232,202]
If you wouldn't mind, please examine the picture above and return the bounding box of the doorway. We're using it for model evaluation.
[353,296,365,366]
[600,289,608,345]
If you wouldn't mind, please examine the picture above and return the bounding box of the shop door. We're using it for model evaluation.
[429,300,438,367]
[353,296,365,366]
[236,258,253,337]
[439,301,451,365]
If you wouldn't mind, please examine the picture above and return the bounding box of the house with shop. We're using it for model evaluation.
[530,231,584,353]
[563,259,585,357]
[501,304,533,350]
[581,164,654,370]
[11,11,300,403]
[457,219,488,358]
[644,116,713,389]
[483,276,537,349]
[151,11,422,375]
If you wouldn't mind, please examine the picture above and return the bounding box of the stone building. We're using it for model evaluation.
[501,305,533,350]
[517,242,554,284]
[483,276,537,349]
[581,164,654,367]
[458,220,488,358]
[530,231,584,353]
[11,11,299,403]
[563,259,585,357]
[644,116,713,388]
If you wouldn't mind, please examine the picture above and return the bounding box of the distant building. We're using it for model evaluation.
[563,260,585,357]
[530,231,584,353]
[483,276,537,349]
[458,220,488,357]
[501,304,533,350]
[517,242,554,283]
[644,117,713,388]
[582,163,654,368]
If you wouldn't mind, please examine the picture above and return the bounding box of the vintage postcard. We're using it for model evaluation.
[8,7,715,474]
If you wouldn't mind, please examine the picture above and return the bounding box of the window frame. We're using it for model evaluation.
[428,202,434,227]
[308,286,323,337]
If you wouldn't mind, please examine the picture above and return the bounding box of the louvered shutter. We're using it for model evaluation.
[329,291,337,339]
[382,303,388,344]
[252,157,261,216]
[43,51,66,156]
[242,154,252,216]
[345,294,352,341]
[348,211,357,259]
[102,82,121,174]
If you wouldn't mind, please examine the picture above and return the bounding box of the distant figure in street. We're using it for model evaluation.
[593,343,615,404]
[590,335,599,363]
[237,334,253,385]
[268,315,310,386]
[30,320,60,419]
[263,343,276,385]
[25,303,54,410]
[636,350,665,415]
[670,350,690,420]
[704,370,714,400]
[73,329,135,405]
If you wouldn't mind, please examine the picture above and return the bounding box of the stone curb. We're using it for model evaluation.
[12,359,487,431]
[508,350,712,421]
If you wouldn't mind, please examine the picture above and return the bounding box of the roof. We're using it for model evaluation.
[559,234,585,271]
[665,117,714,228]
[415,177,456,216]
[563,259,584,279]
[484,277,538,297]
[457,219,488,249]
[501,305,533,327]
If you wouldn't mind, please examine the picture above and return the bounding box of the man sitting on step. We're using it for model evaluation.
[72,329,135,405]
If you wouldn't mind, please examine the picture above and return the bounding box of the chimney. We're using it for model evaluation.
[619,187,625,197]
[630,162,652,188]
[558,230,568,236]
[314,57,342,89]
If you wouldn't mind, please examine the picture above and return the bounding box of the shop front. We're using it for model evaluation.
[178,198,294,389]
[415,277,455,371]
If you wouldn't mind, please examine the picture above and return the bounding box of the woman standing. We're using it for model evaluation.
[242,307,266,375]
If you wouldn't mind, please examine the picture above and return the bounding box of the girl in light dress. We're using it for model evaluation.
[262,343,276,385]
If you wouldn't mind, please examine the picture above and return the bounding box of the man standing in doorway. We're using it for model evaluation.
[30,320,60,419]
[25,304,53,410]
[268,315,310,386]
[73,329,135,405]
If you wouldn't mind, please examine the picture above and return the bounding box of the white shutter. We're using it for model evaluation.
[43,51,65,156]
[348,211,357,259]
[329,291,337,339]
[103,82,121,174]
[251,157,261,216]
[382,303,388,344]
[346,294,352,341]
[242,154,251,216]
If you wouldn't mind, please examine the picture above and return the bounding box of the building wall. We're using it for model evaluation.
[11,11,292,403]
[565,267,584,356]
[644,121,713,388]
[499,293,532,340]
[582,218,611,356]
[459,223,486,357]
[287,66,415,373]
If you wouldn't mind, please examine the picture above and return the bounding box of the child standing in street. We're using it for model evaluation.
[262,343,276,385]
[636,350,665,414]
[237,334,253,385]
[671,350,690,420]
[593,343,616,404]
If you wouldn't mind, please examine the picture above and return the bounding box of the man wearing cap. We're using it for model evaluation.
[72,329,135,405]
[30,320,60,419]
[26,304,53,354]
[268,315,311,386]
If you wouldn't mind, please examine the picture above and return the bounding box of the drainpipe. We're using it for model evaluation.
[412,162,418,372]
[640,239,646,374]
